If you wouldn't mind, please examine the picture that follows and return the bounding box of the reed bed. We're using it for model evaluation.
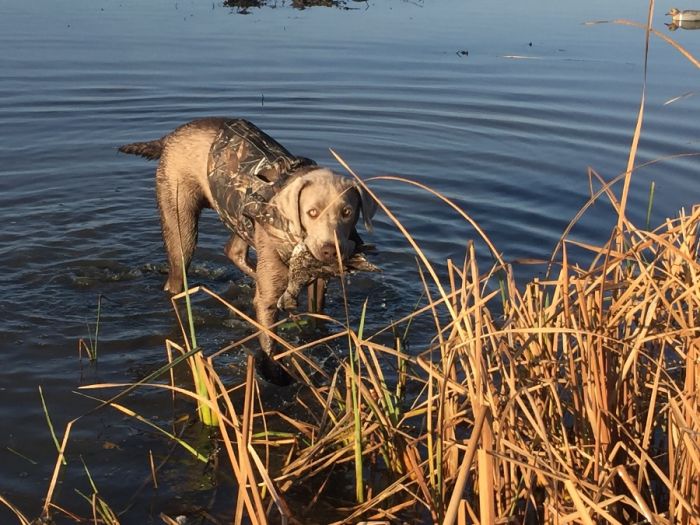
[62,150,698,523]
[140,187,699,525]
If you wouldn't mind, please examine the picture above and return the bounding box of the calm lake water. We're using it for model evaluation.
[1,0,699,521]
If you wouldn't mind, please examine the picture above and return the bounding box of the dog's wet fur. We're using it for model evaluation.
[119,118,376,384]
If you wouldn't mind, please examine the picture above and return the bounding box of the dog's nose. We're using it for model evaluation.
[319,242,338,262]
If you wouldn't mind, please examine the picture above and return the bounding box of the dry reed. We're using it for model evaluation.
[131,174,698,525]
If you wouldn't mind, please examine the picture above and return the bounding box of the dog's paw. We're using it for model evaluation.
[277,291,298,311]
[255,354,295,386]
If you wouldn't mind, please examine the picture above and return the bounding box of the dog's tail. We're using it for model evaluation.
[118,139,164,160]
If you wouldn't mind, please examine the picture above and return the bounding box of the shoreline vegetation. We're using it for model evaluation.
[222,0,351,14]
[4,5,700,525]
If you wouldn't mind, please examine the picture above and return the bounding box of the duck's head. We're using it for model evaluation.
[667,8,680,16]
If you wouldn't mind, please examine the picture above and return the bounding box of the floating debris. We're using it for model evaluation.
[664,91,696,105]
[501,55,543,60]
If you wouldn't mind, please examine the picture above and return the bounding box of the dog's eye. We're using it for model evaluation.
[307,208,319,218]
[342,207,354,218]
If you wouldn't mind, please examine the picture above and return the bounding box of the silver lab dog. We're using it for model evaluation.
[119,118,376,384]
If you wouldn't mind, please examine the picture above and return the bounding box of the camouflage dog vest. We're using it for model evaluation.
[207,118,316,255]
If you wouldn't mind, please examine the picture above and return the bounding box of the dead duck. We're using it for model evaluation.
[667,8,700,22]
[277,243,379,311]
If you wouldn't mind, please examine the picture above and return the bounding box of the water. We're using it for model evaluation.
[1,0,699,521]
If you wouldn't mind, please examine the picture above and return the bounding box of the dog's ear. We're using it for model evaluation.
[354,182,377,233]
[271,176,309,238]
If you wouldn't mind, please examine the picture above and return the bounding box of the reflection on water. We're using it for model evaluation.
[666,19,700,30]
[1,0,700,521]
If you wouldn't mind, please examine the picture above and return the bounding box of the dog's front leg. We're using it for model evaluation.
[253,228,292,384]
[307,279,327,313]
[224,233,256,279]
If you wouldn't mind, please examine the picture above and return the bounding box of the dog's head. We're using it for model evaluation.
[270,168,376,263]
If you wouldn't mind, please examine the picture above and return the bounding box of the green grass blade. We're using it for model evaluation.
[349,300,366,503]
[180,256,197,351]
[646,180,656,230]
[93,294,101,361]
[39,386,66,466]
[83,392,209,463]
[180,256,217,427]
